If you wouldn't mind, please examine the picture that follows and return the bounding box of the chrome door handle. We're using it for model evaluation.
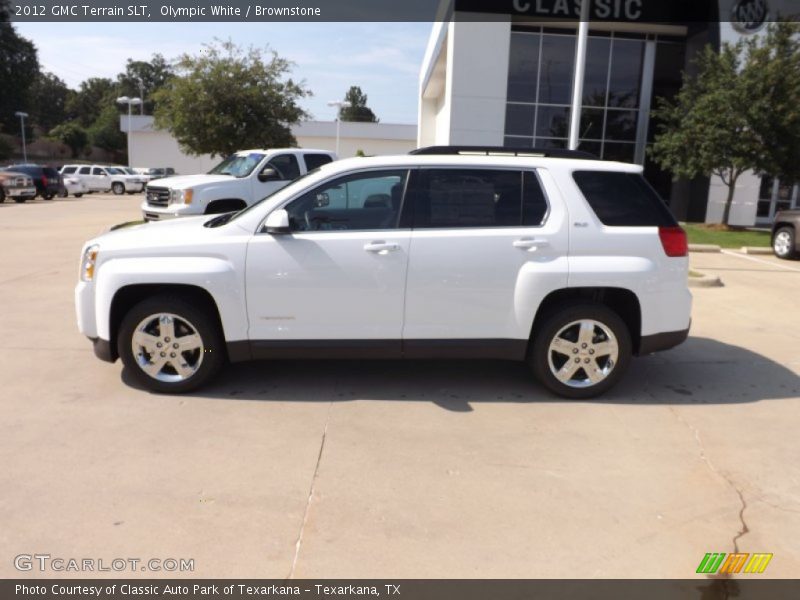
[364,241,400,254]
[513,238,548,251]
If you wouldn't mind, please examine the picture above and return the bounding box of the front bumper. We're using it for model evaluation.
[140,200,198,221]
[5,187,36,199]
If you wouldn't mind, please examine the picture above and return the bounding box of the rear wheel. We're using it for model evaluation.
[13,197,27,203]
[112,182,125,195]
[43,193,54,200]
[118,295,225,393]
[530,303,631,399]
[74,193,83,198]
[773,227,797,260]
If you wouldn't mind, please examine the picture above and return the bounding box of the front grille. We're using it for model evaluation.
[13,177,31,187]
[146,186,170,207]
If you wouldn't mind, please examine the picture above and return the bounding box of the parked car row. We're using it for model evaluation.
[0,164,62,202]
[60,165,147,195]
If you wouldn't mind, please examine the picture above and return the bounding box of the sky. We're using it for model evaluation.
[14,22,432,124]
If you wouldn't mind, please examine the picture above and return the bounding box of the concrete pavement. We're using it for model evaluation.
[0,194,798,578]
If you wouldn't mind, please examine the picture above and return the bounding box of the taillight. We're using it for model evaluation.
[42,174,48,187]
[658,226,688,257]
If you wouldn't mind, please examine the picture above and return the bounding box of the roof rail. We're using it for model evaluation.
[409,146,597,159]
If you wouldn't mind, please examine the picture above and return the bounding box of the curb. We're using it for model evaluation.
[688,273,724,288]
[688,244,721,253]
[740,246,772,255]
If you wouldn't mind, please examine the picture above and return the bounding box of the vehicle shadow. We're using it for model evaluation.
[121,336,800,410]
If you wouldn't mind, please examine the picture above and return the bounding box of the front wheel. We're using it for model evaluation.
[118,295,225,393]
[112,182,125,195]
[773,227,797,260]
[74,193,83,198]
[14,197,27,203]
[529,303,631,399]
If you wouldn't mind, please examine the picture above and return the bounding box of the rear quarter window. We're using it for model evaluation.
[573,171,677,227]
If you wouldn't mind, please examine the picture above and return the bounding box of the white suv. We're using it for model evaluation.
[61,165,146,195]
[75,147,692,399]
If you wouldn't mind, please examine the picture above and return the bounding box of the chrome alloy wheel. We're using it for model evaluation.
[774,230,792,257]
[547,319,619,389]
[131,313,204,382]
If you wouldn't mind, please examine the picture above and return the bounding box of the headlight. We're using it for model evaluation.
[80,245,99,282]
[169,189,193,205]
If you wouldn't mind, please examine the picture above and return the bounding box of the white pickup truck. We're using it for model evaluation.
[141,148,337,220]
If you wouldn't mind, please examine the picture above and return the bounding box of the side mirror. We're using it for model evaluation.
[314,192,330,208]
[264,209,290,234]
[258,167,280,183]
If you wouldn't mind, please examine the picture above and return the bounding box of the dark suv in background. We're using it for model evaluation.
[772,210,800,260]
[0,165,62,200]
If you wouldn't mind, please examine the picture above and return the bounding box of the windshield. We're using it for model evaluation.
[228,167,323,223]
[208,153,265,178]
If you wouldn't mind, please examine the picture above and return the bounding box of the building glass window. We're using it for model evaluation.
[504,27,658,162]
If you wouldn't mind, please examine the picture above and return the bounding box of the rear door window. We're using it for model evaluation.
[573,171,677,226]
[304,153,334,170]
[412,169,549,228]
[78,167,91,175]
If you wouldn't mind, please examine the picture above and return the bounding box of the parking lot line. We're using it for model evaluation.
[720,249,800,273]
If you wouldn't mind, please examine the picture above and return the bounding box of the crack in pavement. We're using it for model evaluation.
[668,407,750,554]
[286,400,333,579]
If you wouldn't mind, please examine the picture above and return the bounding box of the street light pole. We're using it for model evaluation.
[116,96,142,167]
[137,79,145,115]
[14,111,29,163]
[326,100,352,156]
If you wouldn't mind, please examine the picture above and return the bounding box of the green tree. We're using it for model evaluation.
[116,54,174,114]
[30,71,70,133]
[339,86,378,123]
[49,121,88,158]
[88,105,125,154]
[153,39,310,157]
[651,21,800,225]
[0,1,40,134]
[66,77,119,127]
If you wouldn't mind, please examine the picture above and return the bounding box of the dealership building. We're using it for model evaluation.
[419,0,800,225]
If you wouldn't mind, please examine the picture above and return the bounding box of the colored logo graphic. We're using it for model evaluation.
[696,553,773,574]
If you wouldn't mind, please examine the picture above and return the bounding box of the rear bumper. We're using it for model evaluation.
[638,324,690,355]
[90,337,117,362]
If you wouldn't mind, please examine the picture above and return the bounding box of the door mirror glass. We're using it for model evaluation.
[264,209,290,234]
[314,192,330,208]
[258,167,280,183]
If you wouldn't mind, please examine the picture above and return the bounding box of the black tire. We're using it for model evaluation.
[772,227,797,260]
[74,193,83,198]
[13,197,27,203]
[118,294,225,393]
[43,193,54,200]
[0,188,5,203]
[529,303,632,399]
[112,182,125,195]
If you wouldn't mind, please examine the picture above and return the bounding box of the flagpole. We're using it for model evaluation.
[568,0,591,150]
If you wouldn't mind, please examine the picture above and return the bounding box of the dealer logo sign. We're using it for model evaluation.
[731,0,769,34]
